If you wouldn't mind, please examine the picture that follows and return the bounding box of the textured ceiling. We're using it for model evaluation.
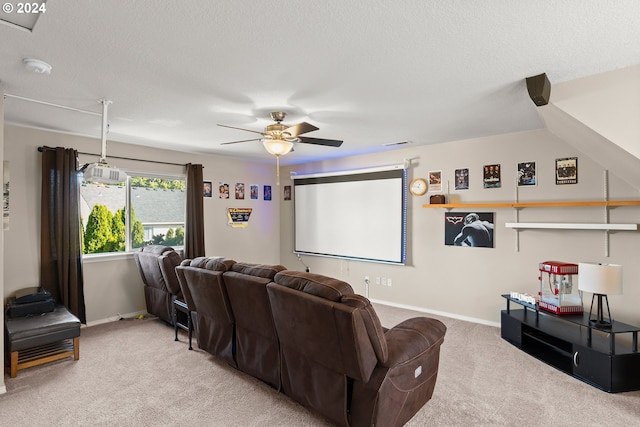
[2,1,640,165]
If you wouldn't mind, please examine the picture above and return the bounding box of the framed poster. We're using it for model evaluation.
[218,182,230,199]
[284,185,292,200]
[235,182,245,199]
[428,170,442,192]
[203,181,212,198]
[455,168,469,190]
[264,185,272,201]
[444,212,495,248]
[517,162,536,186]
[483,164,501,188]
[250,185,259,200]
[3,160,9,230]
[556,157,577,185]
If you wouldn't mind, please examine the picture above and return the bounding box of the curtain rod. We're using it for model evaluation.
[37,146,187,167]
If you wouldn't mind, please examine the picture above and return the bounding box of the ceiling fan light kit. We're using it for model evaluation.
[262,138,294,156]
[219,111,343,184]
[219,111,342,155]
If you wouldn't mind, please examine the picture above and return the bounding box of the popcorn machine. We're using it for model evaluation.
[538,261,583,315]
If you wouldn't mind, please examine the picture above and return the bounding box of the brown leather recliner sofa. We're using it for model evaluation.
[175,260,446,426]
[176,259,286,388]
[175,257,237,367]
[267,270,446,427]
[222,262,286,389]
[133,245,183,325]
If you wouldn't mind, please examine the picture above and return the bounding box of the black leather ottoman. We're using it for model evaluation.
[5,305,81,378]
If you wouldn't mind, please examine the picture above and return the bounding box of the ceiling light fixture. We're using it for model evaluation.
[219,111,341,185]
[262,137,294,156]
[261,136,294,185]
[23,58,52,74]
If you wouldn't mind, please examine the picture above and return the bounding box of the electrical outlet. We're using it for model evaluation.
[381,277,387,286]
[375,276,381,285]
[388,278,393,286]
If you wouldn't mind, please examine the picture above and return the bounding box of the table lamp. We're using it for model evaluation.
[578,262,622,329]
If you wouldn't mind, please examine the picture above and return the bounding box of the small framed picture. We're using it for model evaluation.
[235,182,245,199]
[264,185,272,201]
[428,170,442,192]
[218,182,229,199]
[556,157,577,185]
[203,181,212,198]
[483,164,501,188]
[284,185,292,201]
[517,162,536,186]
[250,185,259,200]
[455,168,469,190]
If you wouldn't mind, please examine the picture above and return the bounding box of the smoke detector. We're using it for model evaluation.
[23,58,52,74]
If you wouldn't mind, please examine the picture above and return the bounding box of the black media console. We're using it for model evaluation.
[500,294,640,393]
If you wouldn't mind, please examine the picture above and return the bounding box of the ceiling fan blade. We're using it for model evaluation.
[218,123,265,136]
[298,136,343,147]
[221,138,261,145]
[284,122,319,137]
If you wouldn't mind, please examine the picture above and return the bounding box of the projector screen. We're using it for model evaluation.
[292,164,407,264]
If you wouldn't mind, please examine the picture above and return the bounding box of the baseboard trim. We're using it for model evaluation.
[83,302,501,330]
[84,310,148,328]
[370,299,500,328]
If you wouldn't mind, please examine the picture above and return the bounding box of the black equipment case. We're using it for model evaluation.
[6,287,55,318]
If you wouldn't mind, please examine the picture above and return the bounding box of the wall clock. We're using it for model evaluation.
[409,178,428,196]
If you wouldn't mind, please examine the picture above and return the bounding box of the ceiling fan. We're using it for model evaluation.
[219,111,343,184]
[218,111,343,156]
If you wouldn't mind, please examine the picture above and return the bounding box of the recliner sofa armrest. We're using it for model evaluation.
[382,317,446,369]
[349,317,446,427]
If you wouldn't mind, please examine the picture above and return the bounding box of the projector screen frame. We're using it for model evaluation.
[291,163,408,265]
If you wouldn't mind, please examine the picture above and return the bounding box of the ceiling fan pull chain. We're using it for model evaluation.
[276,155,281,186]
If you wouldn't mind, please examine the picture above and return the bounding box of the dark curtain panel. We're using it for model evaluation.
[185,163,205,259]
[40,146,87,324]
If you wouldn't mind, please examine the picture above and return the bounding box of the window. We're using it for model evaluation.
[80,173,186,255]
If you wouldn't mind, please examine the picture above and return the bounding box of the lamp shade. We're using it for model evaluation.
[262,138,293,156]
[578,263,623,295]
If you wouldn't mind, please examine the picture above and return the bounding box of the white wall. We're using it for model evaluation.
[3,125,281,325]
[552,64,640,160]
[4,66,640,331]
[280,128,640,326]
[1,88,6,393]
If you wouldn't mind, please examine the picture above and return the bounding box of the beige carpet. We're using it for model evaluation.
[2,303,639,426]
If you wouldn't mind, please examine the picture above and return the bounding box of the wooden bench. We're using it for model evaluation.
[5,305,81,378]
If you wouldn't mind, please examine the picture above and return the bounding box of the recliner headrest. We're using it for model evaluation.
[273,270,353,302]
[231,262,286,279]
[341,294,388,362]
[140,245,175,255]
[184,257,235,272]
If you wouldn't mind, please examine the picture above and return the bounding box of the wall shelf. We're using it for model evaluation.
[422,200,640,209]
[421,171,640,255]
[422,197,640,255]
[505,222,638,231]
